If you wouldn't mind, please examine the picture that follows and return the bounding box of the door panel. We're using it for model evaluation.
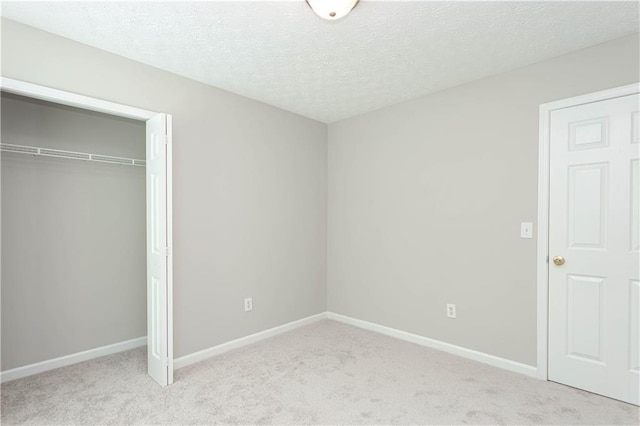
[549,93,639,405]
[566,274,605,363]
[146,113,168,386]
[569,117,609,150]
[568,163,607,248]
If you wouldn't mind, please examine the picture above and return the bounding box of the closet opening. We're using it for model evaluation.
[0,78,173,386]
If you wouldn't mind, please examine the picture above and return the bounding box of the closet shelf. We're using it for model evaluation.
[0,143,146,167]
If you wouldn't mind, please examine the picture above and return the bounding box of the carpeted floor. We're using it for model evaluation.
[1,320,638,425]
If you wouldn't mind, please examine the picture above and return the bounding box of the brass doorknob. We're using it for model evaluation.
[553,256,565,266]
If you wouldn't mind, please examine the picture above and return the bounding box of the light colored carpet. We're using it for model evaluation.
[1,320,638,425]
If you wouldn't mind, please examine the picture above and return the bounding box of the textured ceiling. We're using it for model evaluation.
[1,1,638,123]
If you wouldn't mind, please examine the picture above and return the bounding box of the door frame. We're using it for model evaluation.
[536,82,640,380]
[0,77,174,385]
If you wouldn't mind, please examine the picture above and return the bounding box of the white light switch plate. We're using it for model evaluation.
[520,222,533,239]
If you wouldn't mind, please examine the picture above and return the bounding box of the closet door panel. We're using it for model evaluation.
[146,113,168,386]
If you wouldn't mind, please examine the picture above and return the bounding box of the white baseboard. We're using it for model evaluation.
[327,312,538,378]
[1,336,147,383]
[174,312,328,369]
[3,313,536,382]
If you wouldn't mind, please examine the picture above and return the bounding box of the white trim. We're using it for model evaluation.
[166,114,174,385]
[0,337,147,383]
[538,83,640,113]
[536,82,640,381]
[537,101,552,380]
[327,312,538,378]
[174,310,538,378]
[174,313,328,369]
[0,77,156,120]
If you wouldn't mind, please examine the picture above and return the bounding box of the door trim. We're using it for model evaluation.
[0,77,174,385]
[537,82,640,380]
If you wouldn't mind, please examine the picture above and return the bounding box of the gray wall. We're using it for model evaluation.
[327,34,640,366]
[1,19,328,361]
[1,93,146,369]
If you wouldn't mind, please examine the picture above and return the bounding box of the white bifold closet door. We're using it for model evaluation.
[146,113,170,386]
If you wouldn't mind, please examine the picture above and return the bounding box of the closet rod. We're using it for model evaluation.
[0,143,146,167]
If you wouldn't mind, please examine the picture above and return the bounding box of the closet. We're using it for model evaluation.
[1,93,147,375]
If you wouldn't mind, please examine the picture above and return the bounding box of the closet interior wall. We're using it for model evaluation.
[1,93,146,370]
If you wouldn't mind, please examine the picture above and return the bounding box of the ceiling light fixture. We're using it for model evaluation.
[306,0,360,20]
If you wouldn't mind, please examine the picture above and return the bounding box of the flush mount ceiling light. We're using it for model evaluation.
[306,0,360,20]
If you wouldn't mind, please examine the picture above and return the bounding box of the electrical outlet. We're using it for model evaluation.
[446,303,456,319]
[244,297,253,312]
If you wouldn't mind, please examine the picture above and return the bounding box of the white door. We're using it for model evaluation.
[146,113,170,386]
[548,93,640,405]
